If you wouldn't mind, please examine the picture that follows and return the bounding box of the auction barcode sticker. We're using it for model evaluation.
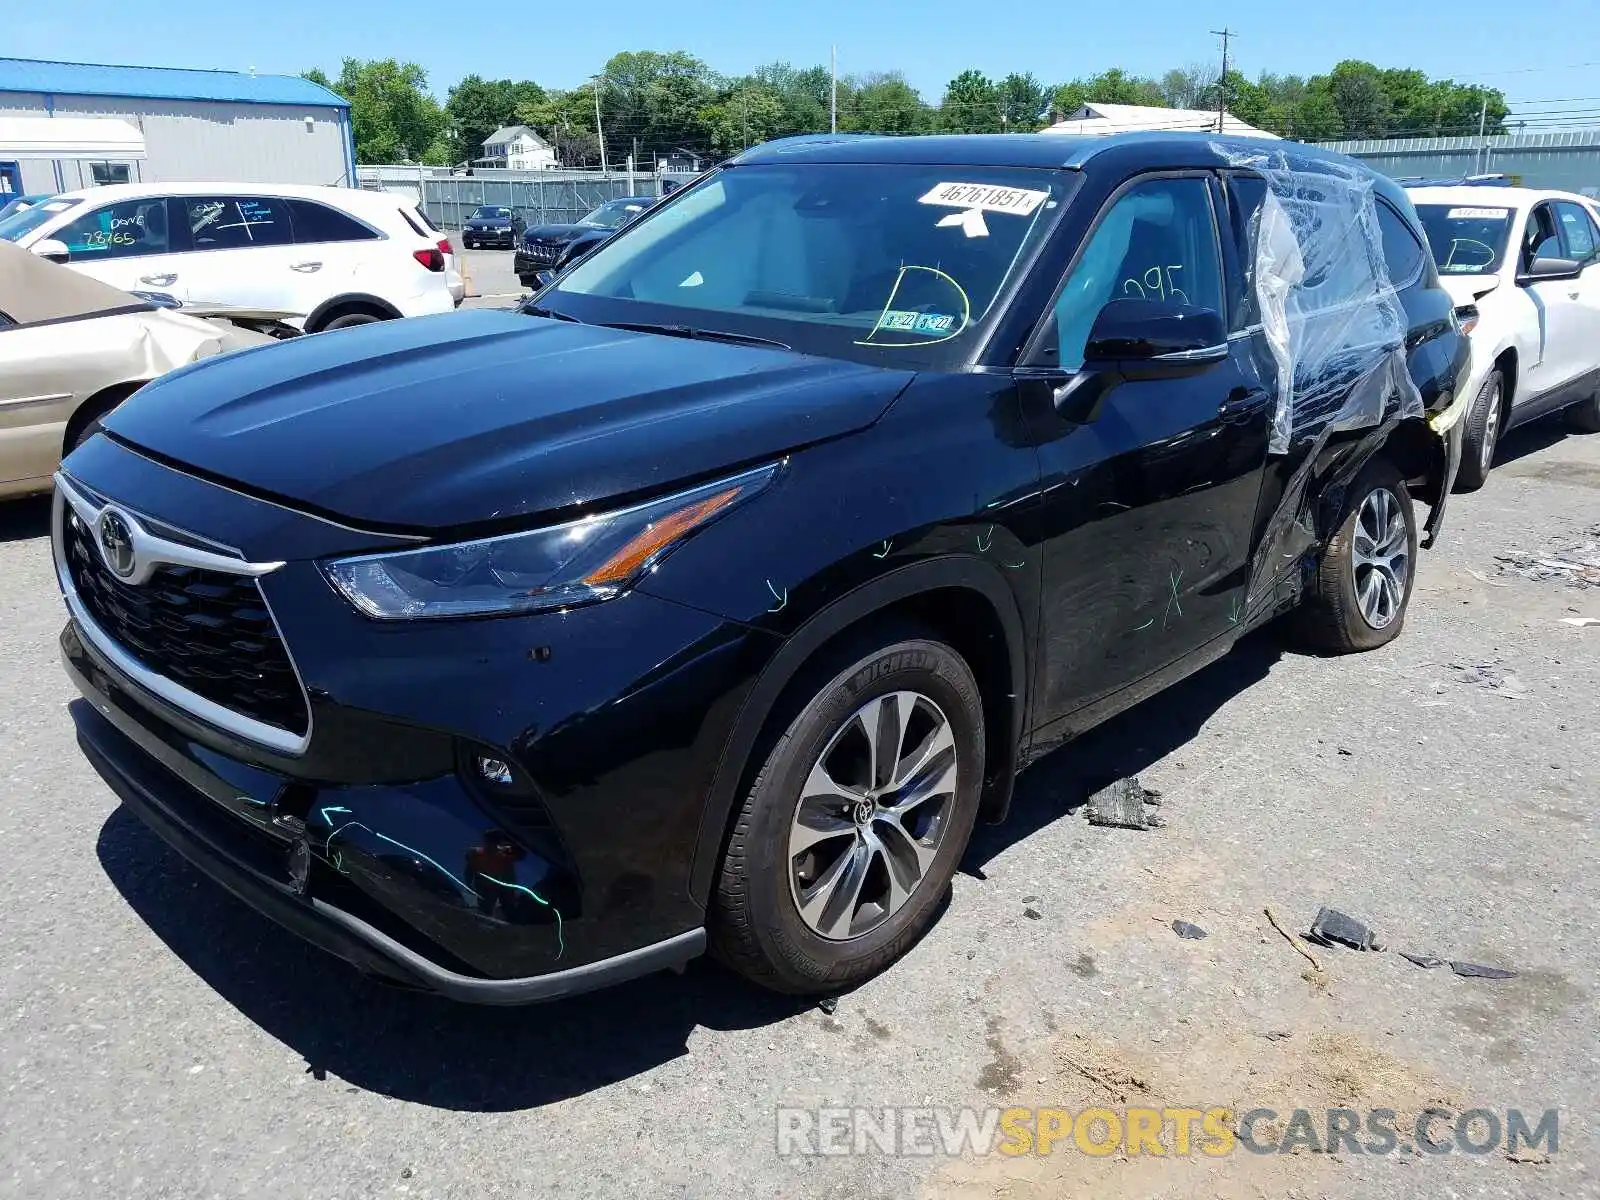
[1447,207,1510,220]
[919,183,1049,216]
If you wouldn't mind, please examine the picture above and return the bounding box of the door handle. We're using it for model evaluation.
[290,261,323,273]
[139,273,177,287]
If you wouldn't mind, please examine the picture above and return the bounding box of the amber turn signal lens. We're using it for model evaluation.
[579,485,744,587]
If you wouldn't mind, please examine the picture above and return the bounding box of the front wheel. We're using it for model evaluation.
[1294,455,1418,654]
[1455,368,1503,492]
[711,635,985,993]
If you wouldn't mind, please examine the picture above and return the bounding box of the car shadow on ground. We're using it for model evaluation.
[965,629,1284,871]
[94,629,1284,1113]
[0,495,51,544]
[1492,412,1576,470]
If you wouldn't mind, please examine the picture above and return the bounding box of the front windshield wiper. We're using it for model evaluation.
[523,304,582,323]
[599,320,790,351]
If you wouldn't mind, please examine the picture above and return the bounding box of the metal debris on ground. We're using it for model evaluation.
[1560,617,1600,627]
[1399,950,1447,969]
[1495,525,1600,588]
[1307,906,1383,951]
[1023,906,1043,921]
[817,995,839,1014]
[1171,920,1208,940]
[1450,961,1517,980]
[1263,907,1322,971]
[1085,777,1164,830]
[1446,660,1529,699]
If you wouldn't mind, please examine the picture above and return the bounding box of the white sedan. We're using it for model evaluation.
[1408,185,1600,490]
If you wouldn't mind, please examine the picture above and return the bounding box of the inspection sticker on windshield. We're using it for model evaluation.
[918,183,1049,217]
[880,310,957,335]
[1447,206,1510,220]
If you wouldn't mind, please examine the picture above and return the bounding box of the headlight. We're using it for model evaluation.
[323,463,779,620]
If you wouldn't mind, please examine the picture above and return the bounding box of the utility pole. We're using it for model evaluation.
[1210,27,1235,133]
[1475,97,1489,175]
[830,46,838,133]
[592,77,608,175]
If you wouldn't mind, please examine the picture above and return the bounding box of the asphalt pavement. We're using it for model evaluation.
[2,401,1597,1199]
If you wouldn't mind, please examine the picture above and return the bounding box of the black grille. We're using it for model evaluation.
[63,509,309,737]
[521,241,559,263]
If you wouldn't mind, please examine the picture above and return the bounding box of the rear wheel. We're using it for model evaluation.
[711,635,985,993]
[319,312,383,332]
[1455,368,1503,492]
[1568,391,1600,433]
[1294,455,1418,654]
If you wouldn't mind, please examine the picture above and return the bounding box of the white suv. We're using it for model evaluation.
[0,184,461,333]
[1409,185,1600,489]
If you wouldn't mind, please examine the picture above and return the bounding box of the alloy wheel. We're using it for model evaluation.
[1480,382,1502,474]
[787,691,959,941]
[1351,487,1409,630]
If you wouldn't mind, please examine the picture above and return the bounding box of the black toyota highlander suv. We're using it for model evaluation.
[56,134,1465,1003]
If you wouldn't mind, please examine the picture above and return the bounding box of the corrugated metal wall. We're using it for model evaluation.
[1316,130,1600,196]
[0,92,349,193]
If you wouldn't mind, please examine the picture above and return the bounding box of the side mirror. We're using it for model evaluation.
[1517,255,1583,285]
[1051,299,1229,423]
[31,238,70,264]
[1082,298,1229,369]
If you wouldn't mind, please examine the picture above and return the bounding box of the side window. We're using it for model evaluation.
[1375,201,1425,287]
[184,196,293,251]
[288,199,379,244]
[1042,176,1224,369]
[1554,201,1598,263]
[55,197,172,261]
[1522,204,1561,268]
[1225,173,1268,330]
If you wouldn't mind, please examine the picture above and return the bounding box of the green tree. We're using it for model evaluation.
[1289,86,1344,140]
[700,80,788,155]
[996,72,1047,131]
[601,50,717,163]
[517,88,602,166]
[445,75,546,166]
[305,58,447,164]
[1325,60,1393,138]
[940,69,1001,133]
[845,72,926,134]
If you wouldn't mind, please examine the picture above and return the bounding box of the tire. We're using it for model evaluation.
[463,239,475,250]
[320,312,383,332]
[711,635,986,994]
[1568,391,1600,433]
[1454,368,1504,492]
[1294,455,1418,654]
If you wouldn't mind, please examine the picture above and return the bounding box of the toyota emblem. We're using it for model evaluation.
[97,510,137,579]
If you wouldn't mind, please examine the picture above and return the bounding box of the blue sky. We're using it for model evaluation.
[9,0,1600,120]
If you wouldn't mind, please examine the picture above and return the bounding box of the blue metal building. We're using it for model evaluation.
[0,57,355,196]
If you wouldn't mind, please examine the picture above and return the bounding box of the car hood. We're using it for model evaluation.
[465,218,513,227]
[102,310,914,531]
[523,224,591,243]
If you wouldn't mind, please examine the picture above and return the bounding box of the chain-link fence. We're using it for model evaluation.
[422,174,658,229]
[358,166,703,229]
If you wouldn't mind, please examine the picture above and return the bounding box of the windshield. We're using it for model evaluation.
[0,196,81,243]
[551,164,1074,368]
[472,206,512,219]
[578,200,647,229]
[1415,203,1514,274]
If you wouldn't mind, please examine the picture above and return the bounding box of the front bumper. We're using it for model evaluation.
[514,247,561,277]
[464,228,516,246]
[70,682,704,1002]
[53,440,782,1001]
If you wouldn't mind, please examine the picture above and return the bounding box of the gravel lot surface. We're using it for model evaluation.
[2,395,1596,1199]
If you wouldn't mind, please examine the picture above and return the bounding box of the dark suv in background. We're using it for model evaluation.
[56,133,1464,1004]
[514,195,653,287]
[461,205,524,249]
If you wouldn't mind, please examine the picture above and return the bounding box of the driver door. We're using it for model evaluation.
[1518,201,1592,400]
[1020,172,1274,727]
